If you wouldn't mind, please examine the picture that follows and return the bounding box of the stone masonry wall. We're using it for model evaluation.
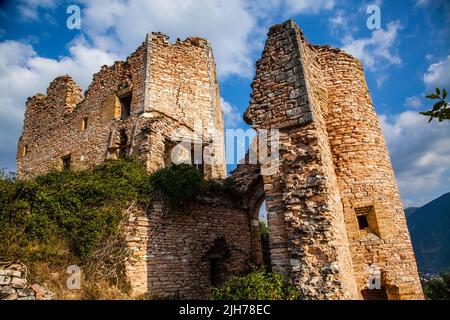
[316,47,424,299]
[244,20,358,299]
[0,263,53,300]
[17,33,226,180]
[124,195,252,299]
[244,19,423,299]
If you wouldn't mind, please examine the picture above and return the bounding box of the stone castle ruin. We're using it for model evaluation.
[16,20,423,299]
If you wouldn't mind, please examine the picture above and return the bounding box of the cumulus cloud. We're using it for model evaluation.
[329,9,347,29]
[17,0,57,20]
[342,21,402,70]
[220,98,242,128]
[380,111,450,207]
[423,54,450,90]
[284,0,334,14]
[0,39,117,170]
[79,0,256,78]
[78,0,337,79]
[404,96,424,109]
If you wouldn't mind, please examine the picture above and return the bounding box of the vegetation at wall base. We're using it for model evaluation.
[423,272,450,300]
[0,160,241,298]
[212,268,300,300]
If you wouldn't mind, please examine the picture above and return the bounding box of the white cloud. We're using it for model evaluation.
[423,54,450,90]
[78,0,337,79]
[17,0,57,20]
[284,0,334,14]
[380,111,450,207]
[329,9,347,28]
[0,39,117,170]
[376,74,389,88]
[80,0,256,78]
[415,0,430,7]
[220,98,242,128]
[342,21,402,70]
[404,96,424,109]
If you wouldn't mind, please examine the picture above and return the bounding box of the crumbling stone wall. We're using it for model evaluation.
[243,20,423,299]
[17,33,226,180]
[16,20,423,300]
[124,195,252,299]
[315,46,424,299]
[0,263,53,300]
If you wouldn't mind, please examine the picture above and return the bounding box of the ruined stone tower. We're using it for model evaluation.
[17,33,226,180]
[240,20,423,299]
[16,20,424,300]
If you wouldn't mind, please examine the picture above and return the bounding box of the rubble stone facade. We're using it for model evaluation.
[16,20,423,300]
[17,33,226,180]
[240,20,423,299]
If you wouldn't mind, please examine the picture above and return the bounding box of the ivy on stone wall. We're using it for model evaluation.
[0,160,240,277]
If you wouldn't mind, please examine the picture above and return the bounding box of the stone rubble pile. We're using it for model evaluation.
[0,263,53,300]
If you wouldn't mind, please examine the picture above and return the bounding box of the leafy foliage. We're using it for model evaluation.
[0,161,230,268]
[1,160,242,292]
[0,160,153,265]
[259,220,272,272]
[423,272,450,300]
[212,268,300,300]
[149,164,204,209]
[420,88,449,122]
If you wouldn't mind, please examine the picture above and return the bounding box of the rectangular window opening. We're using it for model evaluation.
[61,154,71,170]
[355,205,380,237]
[119,93,132,120]
[357,214,369,230]
[81,117,88,130]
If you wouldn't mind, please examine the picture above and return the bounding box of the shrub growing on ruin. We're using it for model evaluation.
[212,268,300,300]
[423,273,450,300]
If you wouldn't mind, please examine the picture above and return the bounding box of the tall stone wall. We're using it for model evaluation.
[316,47,424,299]
[124,195,252,299]
[244,20,358,299]
[244,19,423,299]
[17,33,226,180]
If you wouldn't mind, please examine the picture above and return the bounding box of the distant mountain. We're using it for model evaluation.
[406,192,450,275]
[405,207,419,217]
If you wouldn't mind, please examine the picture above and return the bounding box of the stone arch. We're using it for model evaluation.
[229,161,286,271]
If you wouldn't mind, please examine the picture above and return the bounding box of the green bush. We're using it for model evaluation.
[0,159,153,264]
[212,268,300,300]
[423,273,450,300]
[1,160,242,288]
[259,221,272,272]
[149,164,204,209]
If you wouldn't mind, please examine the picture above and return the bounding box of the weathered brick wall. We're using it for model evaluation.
[244,20,358,299]
[243,19,423,299]
[17,33,226,180]
[17,44,145,179]
[124,195,252,299]
[316,47,424,299]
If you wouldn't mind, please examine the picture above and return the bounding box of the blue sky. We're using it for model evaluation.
[0,0,449,207]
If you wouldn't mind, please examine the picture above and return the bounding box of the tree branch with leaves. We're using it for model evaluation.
[420,88,449,122]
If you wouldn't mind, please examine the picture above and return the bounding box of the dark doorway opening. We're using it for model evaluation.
[119,93,132,120]
[204,238,230,287]
[61,154,71,170]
